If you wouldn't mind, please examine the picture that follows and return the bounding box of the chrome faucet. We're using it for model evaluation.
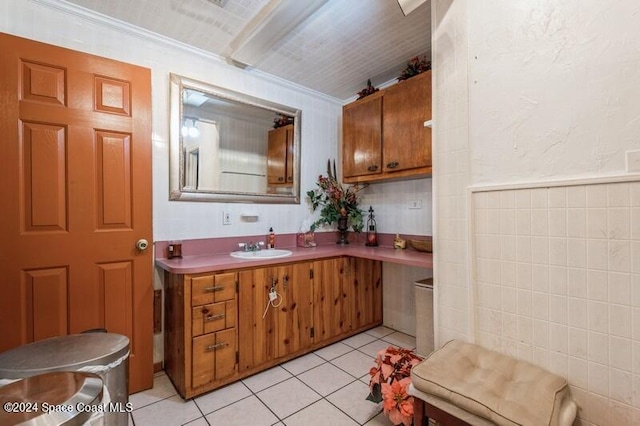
[238,241,264,252]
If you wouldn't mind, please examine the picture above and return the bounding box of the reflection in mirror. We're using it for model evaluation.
[169,73,301,203]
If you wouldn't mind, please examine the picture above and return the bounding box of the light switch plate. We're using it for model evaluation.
[223,211,231,225]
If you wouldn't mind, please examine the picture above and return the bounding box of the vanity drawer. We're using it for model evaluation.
[191,272,237,306]
[192,300,236,337]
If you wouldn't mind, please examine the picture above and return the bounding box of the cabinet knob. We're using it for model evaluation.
[367,165,378,172]
[386,161,399,169]
[278,177,284,182]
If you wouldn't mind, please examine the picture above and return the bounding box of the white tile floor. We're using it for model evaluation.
[128,327,416,426]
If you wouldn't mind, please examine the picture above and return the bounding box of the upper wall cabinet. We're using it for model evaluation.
[342,71,431,183]
[267,124,294,188]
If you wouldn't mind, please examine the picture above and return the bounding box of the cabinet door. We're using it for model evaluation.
[342,94,382,178]
[313,258,348,343]
[238,263,313,371]
[285,125,294,183]
[344,258,382,331]
[276,263,313,357]
[267,126,288,184]
[382,71,431,173]
[238,267,280,371]
[191,328,237,388]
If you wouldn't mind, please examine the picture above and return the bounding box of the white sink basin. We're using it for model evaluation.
[230,249,293,260]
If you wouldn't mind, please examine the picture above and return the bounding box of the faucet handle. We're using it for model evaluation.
[238,243,246,251]
[258,242,265,248]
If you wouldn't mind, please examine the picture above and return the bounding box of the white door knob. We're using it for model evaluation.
[136,239,149,251]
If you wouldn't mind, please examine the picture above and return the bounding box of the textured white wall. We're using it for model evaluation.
[468,0,640,185]
[433,0,640,424]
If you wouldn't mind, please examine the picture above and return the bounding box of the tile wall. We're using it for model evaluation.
[473,180,640,425]
[431,0,472,345]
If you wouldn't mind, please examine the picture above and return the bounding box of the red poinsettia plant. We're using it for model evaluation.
[367,346,423,426]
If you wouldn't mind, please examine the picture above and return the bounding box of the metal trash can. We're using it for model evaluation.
[0,371,103,425]
[0,333,130,425]
[414,278,434,356]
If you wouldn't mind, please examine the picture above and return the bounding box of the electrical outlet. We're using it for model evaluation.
[409,200,422,209]
[222,211,231,225]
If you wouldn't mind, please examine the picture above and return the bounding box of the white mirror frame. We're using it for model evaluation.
[169,73,301,203]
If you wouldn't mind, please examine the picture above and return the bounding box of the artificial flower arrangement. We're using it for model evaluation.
[367,346,423,426]
[307,159,365,233]
[398,55,431,81]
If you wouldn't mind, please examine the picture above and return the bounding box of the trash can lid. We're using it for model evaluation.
[0,371,103,426]
[0,333,129,379]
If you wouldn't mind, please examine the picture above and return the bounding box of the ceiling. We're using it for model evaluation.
[63,0,430,100]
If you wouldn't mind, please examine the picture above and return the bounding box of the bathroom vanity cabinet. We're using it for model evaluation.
[342,70,432,183]
[164,256,382,399]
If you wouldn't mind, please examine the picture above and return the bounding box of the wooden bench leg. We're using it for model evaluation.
[413,396,426,426]
[413,397,473,426]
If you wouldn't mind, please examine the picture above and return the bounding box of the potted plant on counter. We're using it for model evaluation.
[307,159,365,244]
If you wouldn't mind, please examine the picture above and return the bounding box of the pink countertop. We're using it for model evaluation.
[156,243,432,275]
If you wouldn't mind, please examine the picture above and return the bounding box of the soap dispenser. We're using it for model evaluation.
[268,227,275,249]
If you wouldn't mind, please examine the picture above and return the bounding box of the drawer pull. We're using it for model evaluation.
[367,165,378,172]
[205,342,228,352]
[204,313,225,322]
[386,161,399,169]
[203,286,226,293]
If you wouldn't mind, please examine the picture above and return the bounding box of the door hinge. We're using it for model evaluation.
[235,280,239,293]
[309,269,314,279]
[310,327,315,338]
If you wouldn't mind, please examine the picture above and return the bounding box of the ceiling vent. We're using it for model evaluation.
[206,0,228,8]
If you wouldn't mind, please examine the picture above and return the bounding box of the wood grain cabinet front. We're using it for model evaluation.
[267,124,294,186]
[164,271,239,399]
[342,71,432,183]
[164,257,382,399]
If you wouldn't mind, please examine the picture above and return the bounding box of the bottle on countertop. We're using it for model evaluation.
[268,227,275,249]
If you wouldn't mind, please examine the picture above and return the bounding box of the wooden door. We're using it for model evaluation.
[382,71,431,173]
[0,33,153,392]
[342,92,383,178]
[313,258,348,343]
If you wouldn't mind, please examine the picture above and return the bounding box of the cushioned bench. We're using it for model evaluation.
[409,340,578,426]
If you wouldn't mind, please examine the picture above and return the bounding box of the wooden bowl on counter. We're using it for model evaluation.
[408,239,432,253]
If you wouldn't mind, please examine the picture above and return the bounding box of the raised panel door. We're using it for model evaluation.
[0,33,152,392]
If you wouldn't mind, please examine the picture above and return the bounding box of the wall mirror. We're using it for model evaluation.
[169,73,301,203]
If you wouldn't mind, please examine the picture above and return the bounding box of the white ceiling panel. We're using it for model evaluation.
[63,0,430,100]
